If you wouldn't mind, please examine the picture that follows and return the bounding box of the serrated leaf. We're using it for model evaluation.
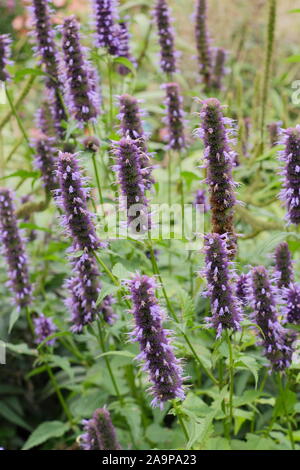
[22,421,70,450]
[96,281,118,306]
[8,308,20,333]
[112,262,132,280]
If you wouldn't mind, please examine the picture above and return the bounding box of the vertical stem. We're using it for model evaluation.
[45,363,73,424]
[5,85,33,152]
[277,373,295,450]
[226,330,234,433]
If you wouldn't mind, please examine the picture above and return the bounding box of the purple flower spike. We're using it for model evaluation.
[0,34,12,82]
[112,137,151,231]
[29,0,67,135]
[268,121,281,147]
[278,126,300,225]
[197,98,238,254]
[212,48,227,90]
[56,152,102,252]
[34,314,57,346]
[194,189,209,213]
[283,283,300,325]
[36,98,56,138]
[61,16,100,125]
[236,273,249,305]
[80,408,121,450]
[154,0,178,75]
[33,138,58,193]
[195,0,212,89]
[0,189,32,309]
[203,233,242,337]
[128,274,185,408]
[100,295,117,325]
[92,0,119,50]
[274,242,294,289]
[162,82,186,151]
[66,253,101,333]
[118,94,154,189]
[116,22,136,76]
[249,266,294,371]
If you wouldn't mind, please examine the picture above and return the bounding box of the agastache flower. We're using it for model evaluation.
[278,126,300,225]
[268,121,281,147]
[197,98,238,254]
[194,0,212,89]
[80,408,121,450]
[128,274,185,408]
[162,82,186,151]
[283,284,300,325]
[61,16,100,125]
[66,253,102,333]
[0,34,12,82]
[249,266,294,371]
[202,233,242,337]
[0,189,32,309]
[92,0,119,50]
[56,152,102,252]
[112,137,151,231]
[29,0,67,135]
[236,273,249,305]
[36,98,57,138]
[212,48,227,90]
[33,138,58,193]
[153,0,178,75]
[194,189,209,213]
[34,314,57,346]
[116,22,136,75]
[100,295,117,325]
[274,242,294,289]
[118,94,154,189]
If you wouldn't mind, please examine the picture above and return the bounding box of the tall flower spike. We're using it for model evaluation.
[283,284,300,325]
[80,408,121,450]
[100,295,117,325]
[92,0,119,50]
[56,152,102,252]
[128,274,185,408]
[212,48,226,90]
[0,34,12,82]
[153,0,178,75]
[268,121,281,147]
[66,253,102,333]
[274,242,294,289]
[236,273,249,305]
[249,266,294,371]
[30,0,67,136]
[194,189,209,213]
[195,0,212,89]
[36,98,57,138]
[33,138,58,193]
[113,137,151,231]
[118,94,154,189]
[278,126,300,225]
[116,22,136,76]
[34,314,57,346]
[0,189,32,309]
[197,98,238,254]
[162,82,186,151]
[203,233,242,337]
[61,16,100,125]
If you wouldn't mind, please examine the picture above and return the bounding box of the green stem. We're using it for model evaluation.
[277,373,295,450]
[45,363,73,424]
[5,85,33,152]
[226,330,234,434]
[0,75,35,132]
[173,401,189,445]
[25,306,34,335]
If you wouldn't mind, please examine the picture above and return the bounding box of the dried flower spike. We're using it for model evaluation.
[195,0,212,89]
[128,274,185,408]
[33,138,58,193]
[249,266,293,371]
[56,152,102,252]
[162,82,186,151]
[212,47,226,90]
[34,314,57,346]
[0,34,12,82]
[61,16,100,125]
[278,126,300,225]
[154,0,178,75]
[80,408,121,450]
[203,233,242,337]
[274,242,294,289]
[0,189,32,309]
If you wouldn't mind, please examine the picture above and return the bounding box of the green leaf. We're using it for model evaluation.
[22,421,70,450]
[19,222,52,233]
[6,343,37,356]
[96,281,118,306]
[0,170,39,180]
[113,56,136,75]
[8,308,20,333]
[112,262,132,280]
[285,55,300,63]
[0,401,32,431]
[96,350,135,360]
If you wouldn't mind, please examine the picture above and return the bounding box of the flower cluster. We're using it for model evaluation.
[162,82,186,151]
[34,314,57,346]
[33,138,58,193]
[236,273,248,305]
[278,126,300,225]
[116,22,136,75]
[100,295,117,325]
[128,274,185,408]
[283,284,300,325]
[80,408,121,450]
[153,0,178,75]
[56,152,102,252]
[0,34,12,82]
[212,48,226,90]
[0,189,32,309]
[249,266,294,371]
[197,98,238,254]
[274,242,294,288]
[113,137,150,231]
[194,0,212,88]
[194,189,209,213]
[36,99,56,138]
[92,0,119,51]
[268,121,281,147]
[203,233,242,337]
[61,16,100,125]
